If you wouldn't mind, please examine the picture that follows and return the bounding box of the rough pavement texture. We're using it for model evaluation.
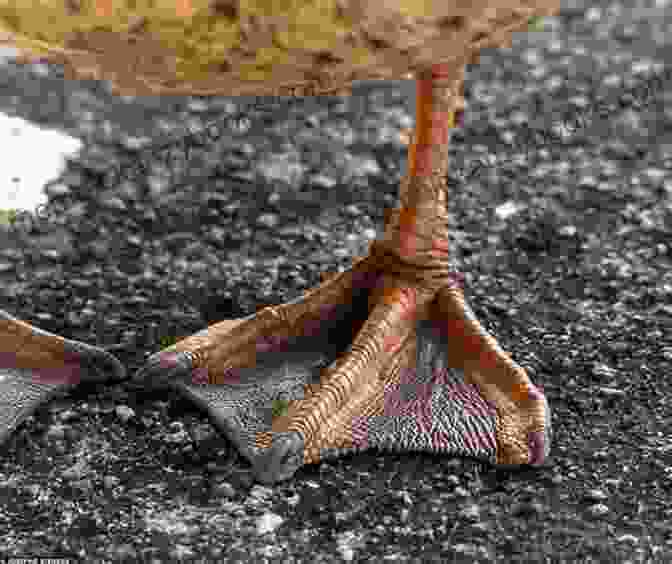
[0,0,671,561]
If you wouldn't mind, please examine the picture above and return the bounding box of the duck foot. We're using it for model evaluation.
[134,252,551,484]
[0,308,126,446]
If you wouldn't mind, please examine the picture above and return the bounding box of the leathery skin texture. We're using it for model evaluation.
[134,250,551,484]
[0,308,126,446]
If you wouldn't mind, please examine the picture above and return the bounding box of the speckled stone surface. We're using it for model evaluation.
[0,0,671,560]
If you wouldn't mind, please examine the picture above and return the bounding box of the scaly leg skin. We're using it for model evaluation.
[135,62,551,484]
[430,287,551,467]
[135,253,379,388]
[251,63,550,481]
[0,309,126,446]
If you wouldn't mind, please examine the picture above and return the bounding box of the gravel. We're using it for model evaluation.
[1,0,672,561]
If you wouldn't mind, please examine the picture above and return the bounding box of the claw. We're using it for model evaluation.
[133,350,194,389]
[529,393,552,466]
[0,308,126,448]
[63,341,126,384]
[252,431,305,484]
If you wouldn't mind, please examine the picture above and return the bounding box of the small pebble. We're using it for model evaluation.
[256,512,284,535]
[190,423,216,442]
[103,476,120,489]
[71,478,93,492]
[164,430,190,444]
[114,544,137,559]
[213,481,236,498]
[140,416,154,428]
[597,387,626,397]
[169,545,194,559]
[587,503,609,518]
[448,543,479,557]
[115,405,135,422]
[57,409,78,422]
[445,475,460,487]
[459,503,481,522]
[585,488,609,502]
[46,424,67,441]
[453,486,469,498]
[62,463,86,481]
[250,485,274,500]
[338,546,355,561]
[512,501,544,518]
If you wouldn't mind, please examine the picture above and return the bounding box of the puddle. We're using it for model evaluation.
[0,113,82,213]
